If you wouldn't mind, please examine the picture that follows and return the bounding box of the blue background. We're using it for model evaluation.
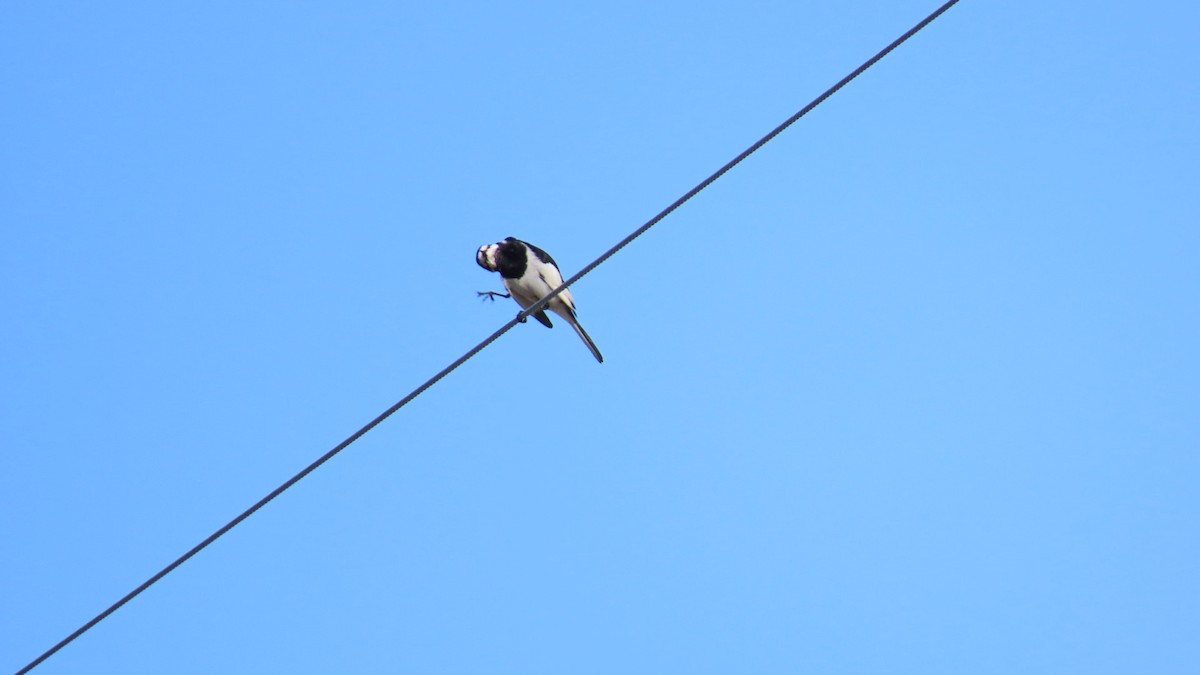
[3,1,1198,673]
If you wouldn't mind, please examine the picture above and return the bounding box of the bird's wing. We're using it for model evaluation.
[523,241,560,269]
[536,267,576,315]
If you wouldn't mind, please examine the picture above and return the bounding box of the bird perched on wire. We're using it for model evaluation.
[476,237,604,363]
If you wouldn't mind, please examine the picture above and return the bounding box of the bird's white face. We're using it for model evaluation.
[476,244,499,271]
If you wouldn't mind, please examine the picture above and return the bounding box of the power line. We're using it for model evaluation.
[15,1,960,672]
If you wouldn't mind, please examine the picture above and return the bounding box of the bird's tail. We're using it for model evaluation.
[567,317,604,363]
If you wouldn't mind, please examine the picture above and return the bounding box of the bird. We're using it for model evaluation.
[476,237,604,363]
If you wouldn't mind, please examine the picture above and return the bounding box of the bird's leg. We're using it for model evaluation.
[477,290,511,302]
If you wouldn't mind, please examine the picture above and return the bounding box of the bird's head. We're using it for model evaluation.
[476,243,499,272]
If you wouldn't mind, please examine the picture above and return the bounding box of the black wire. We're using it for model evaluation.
[15,1,960,672]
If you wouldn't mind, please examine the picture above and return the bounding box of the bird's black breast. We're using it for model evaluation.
[495,239,527,279]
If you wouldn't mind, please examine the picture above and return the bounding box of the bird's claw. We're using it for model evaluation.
[477,291,511,302]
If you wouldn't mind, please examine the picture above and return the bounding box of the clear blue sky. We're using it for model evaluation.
[3,1,1198,673]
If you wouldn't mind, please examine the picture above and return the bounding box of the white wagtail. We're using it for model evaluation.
[476,237,603,363]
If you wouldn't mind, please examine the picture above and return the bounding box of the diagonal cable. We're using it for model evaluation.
[15,1,960,672]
